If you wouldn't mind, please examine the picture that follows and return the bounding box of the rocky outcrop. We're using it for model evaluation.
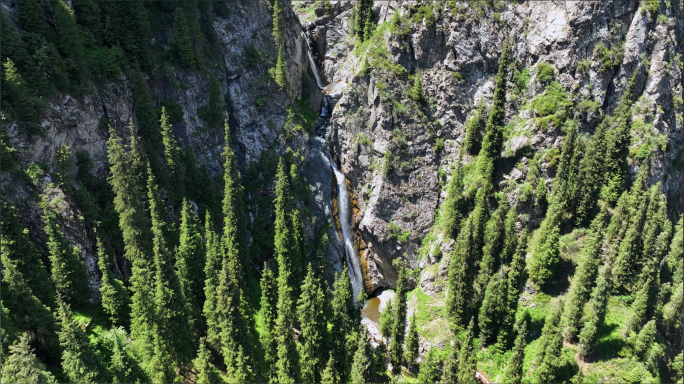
[296,0,682,293]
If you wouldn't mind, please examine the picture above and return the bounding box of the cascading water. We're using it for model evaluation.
[331,161,364,300]
[304,31,364,300]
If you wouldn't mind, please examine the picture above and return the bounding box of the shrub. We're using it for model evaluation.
[536,62,555,84]
[594,42,624,72]
[388,221,411,243]
[433,138,445,153]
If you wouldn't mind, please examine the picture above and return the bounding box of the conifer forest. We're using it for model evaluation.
[0,1,682,383]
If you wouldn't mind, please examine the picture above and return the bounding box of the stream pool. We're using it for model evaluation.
[360,289,396,342]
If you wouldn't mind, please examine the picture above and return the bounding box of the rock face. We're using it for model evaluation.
[1,0,342,299]
[295,1,683,293]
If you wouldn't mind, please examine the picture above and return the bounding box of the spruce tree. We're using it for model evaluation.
[350,333,372,384]
[129,70,162,152]
[0,253,59,359]
[260,263,278,381]
[662,283,683,344]
[446,216,473,332]
[403,313,419,366]
[0,199,55,307]
[362,3,376,40]
[182,1,204,67]
[497,228,528,348]
[202,213,222,349]
[563,210,607,341]
[535,302,564,384]
[554,120,580,208]
[106,327,147,384]
[2,333,58,384]
[298,264,327,383]
[1,301,17,356]
[440,159,465,239]
[97,238,131,328]
[330,266,356,381]
[501,320,527,384]
[478,268,507,345]
[194,338,222,384]
[667,216,683,286]
[57,300,101,384]
[464,100,486,155]
[477,40,511,186]
[477,204,508,304]
[578,258,614,356]
[625,277,652,336]
[222,119,247,278]
[147,326,177,384]
[107,126,155,359]
[417,347,441,383]
[51,0,85,83]
[379,299,395,338]
[160,107,185,202]
[321,352,340,384]
[2,58,39,134]
[574,120,608,225]
[207,76,224,128]
[529,200,563,287]
[17,0,51,39]
[410,72,424,104]
[457,318,478,384]
[632,319,657,359]
[172,7,195,69]
[176,199,206,337]
[148,168,193,367]
[390,260,408,375]
[272,0,287,88]
[441,341,460,384]
[42,198,90,305]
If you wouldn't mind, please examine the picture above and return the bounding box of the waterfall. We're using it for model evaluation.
[307,49,326,90]
[320,95,329,117]
[331,161,364,301]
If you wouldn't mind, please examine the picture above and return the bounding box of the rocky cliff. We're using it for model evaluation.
[298,0,683,293]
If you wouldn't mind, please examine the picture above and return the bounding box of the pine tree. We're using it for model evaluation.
[404,313,419,366]
[97,238,130,327]
[0,252,59,359]
[440,159,465,239]
[464,100,486,155]
[477,40,511,186]
[51,0,85,83]
[203,213,222,349]
[2,333,57,384]
[148,168,193,367]
[441,341,460,384]
[350,333,372,384]
[529,201,563,287]
[563,210,607,341]
[321,352,340,384]
[501,320,527,384]
[535,302,564,384]
[390,260,408,375]
[176,200,206,337]
[298,264,328,383]
[0,200,55,307]
[194,338,222,384]
[57,300,101,384]
[260,263,278,381]
[457,318,478,384]
[42,198,90,305]
[417,347,441,384]
[172,7,195,69]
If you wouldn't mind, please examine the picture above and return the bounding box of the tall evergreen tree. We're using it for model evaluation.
[554,120,580,208]
[529,199,563,287]
[464,100,486,155]
[202,213,222,349]
[563,210,607,341]
[193,338,222,384]
[298,264,328,383]
[574,120,608,225]
[390,260,408,375]
[417,347,441,384]
[51,0,85,84]
[497,228,528,349]
[0,252,59,359]
[17,0,51,39]
[501,320,527,384]
[2,333,57,384]
[0,200,55,307]
[578,258,614,356]
[478,267,508,345]
[441,341,460,384]
[330,266,357,382]
[260,263,278,381]
[457,318,478,384]
[440,159,465,239]
[57,300,101,384]
[42,198,90,305]
[1,58,40,134]
[403,313,419,366]
[446,216,474,332]
[350,333,373,384]
[272,0,287,88]
[182,1,204,67]
[1,301,18,356]
[477,40,511,186]
[97,238,130,328]
[176,199,206,337]
[172,7,195,69]
[148,168,193,368]
[222,119,246,279]
[160,107,185,202]
[106,327,146,384]
[667,216,683,286]
[535,302,564,384]
[321,352,340,384]
[476,203,508,304]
